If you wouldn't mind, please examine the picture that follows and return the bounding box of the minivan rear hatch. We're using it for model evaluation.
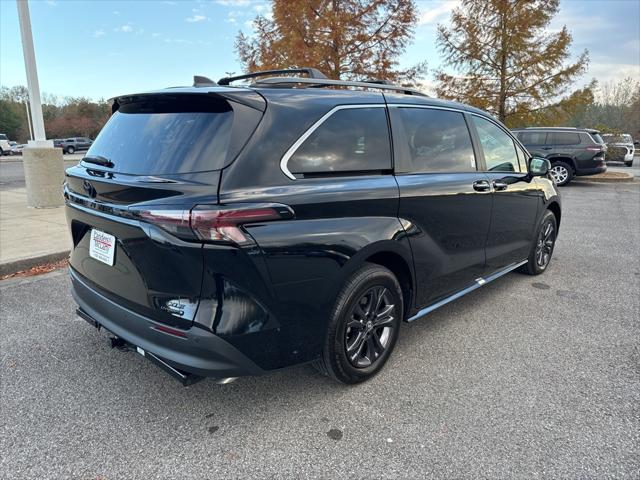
[65,90,265,328]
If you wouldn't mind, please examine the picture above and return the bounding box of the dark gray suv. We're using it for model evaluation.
[56,137,93,154]
[512,127,606,186]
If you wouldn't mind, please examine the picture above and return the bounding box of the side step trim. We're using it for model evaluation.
[407,260,527,322]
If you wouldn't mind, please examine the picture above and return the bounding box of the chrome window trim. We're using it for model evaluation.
[386,103,467,114]
[279,104,387,180]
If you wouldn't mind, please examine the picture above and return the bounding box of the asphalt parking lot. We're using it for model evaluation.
[0,154,81,191]
[1,181,638,479]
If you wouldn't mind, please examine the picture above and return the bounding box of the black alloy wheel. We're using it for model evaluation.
[314,263,403,383]
[345,286,396,368]
[519,210,558,275]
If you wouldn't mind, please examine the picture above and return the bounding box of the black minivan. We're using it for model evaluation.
[65,69,561,385]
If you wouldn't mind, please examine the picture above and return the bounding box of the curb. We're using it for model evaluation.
[0,250,70,277]
[573,173,635,183]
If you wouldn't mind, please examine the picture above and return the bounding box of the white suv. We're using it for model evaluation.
[602,133,635,167]
[0,134,11,156]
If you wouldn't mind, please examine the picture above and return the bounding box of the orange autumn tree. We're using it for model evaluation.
[436,0,590,126]
[235,0,426,85]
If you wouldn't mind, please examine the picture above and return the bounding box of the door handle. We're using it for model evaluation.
[493,180,508,191]
[472,180,491,192]
[541,147,552,150]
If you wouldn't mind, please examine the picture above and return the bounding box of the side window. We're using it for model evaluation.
[472,116,522,173]
[287,107,391,175]
[518,131,547,145]
[548,132,580,145]
[395,108,476,173]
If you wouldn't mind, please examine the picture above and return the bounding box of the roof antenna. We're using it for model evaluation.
[193,75,217,87]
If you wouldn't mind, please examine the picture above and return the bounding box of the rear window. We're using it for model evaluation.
[518,131,547,145]
[589,132,605,144]
[287,107,391,175]
[547,132,581,145]
[86,96,238,175]
[0,134,8,140]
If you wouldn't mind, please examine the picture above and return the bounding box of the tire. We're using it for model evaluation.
[519,210,558,275]
[66,146,75,154]
[625,160,633,167]
[0,148,3,156]
[549,161,573,186]
[313,263,403,384]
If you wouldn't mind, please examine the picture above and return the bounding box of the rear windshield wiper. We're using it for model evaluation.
[82,155,114,168]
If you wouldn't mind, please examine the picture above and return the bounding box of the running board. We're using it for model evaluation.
[407,260,527,322]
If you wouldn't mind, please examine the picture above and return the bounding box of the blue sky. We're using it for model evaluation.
[1,0,638,100]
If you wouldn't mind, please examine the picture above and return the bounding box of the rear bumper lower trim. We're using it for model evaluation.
[70,267,264,378]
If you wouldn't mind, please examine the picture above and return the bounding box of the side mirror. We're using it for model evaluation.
[529,157,550,176]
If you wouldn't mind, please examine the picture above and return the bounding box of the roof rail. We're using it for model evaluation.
[218,68,327,86]
[252,76,428,96]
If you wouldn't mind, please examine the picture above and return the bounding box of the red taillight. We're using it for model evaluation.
[190,206,285,243]
[133,203,294,244]
[585,145,605,151]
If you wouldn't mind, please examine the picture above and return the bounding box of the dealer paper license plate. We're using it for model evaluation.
[89,229,116,266]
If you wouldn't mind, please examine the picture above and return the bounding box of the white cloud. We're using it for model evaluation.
[113,10,120,15]
[162,1,178,4]
[418,0,459,25]
[93,29,106,38]
[45,0,58,6]
[115,24,134,33]
[216,0,251,6]
[586,62,640,85]
[186,14,208,22]
[152,32,161,38]
[253,3,267,13]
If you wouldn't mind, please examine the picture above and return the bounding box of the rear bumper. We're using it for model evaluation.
[70,267,264,378]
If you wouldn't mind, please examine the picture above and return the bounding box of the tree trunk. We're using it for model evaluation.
[498,8,508,122]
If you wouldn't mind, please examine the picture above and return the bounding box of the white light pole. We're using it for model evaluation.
[16,0,49,146]
[24,101,33,141]
[16,0,64,208]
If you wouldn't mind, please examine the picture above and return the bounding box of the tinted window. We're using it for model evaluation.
[0,134,8,140]
[288,107,391,174]
[547,132,580,145]
[589,132,605,144]
[518,131,547,145]
[473,116,521,172]
[86,96,235,174]
[396,108,475,173]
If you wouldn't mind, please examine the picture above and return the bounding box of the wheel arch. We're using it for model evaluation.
[338,240,415,321]
[364,250,413,321]
[547,201,561,230]
[549,156,577,172]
